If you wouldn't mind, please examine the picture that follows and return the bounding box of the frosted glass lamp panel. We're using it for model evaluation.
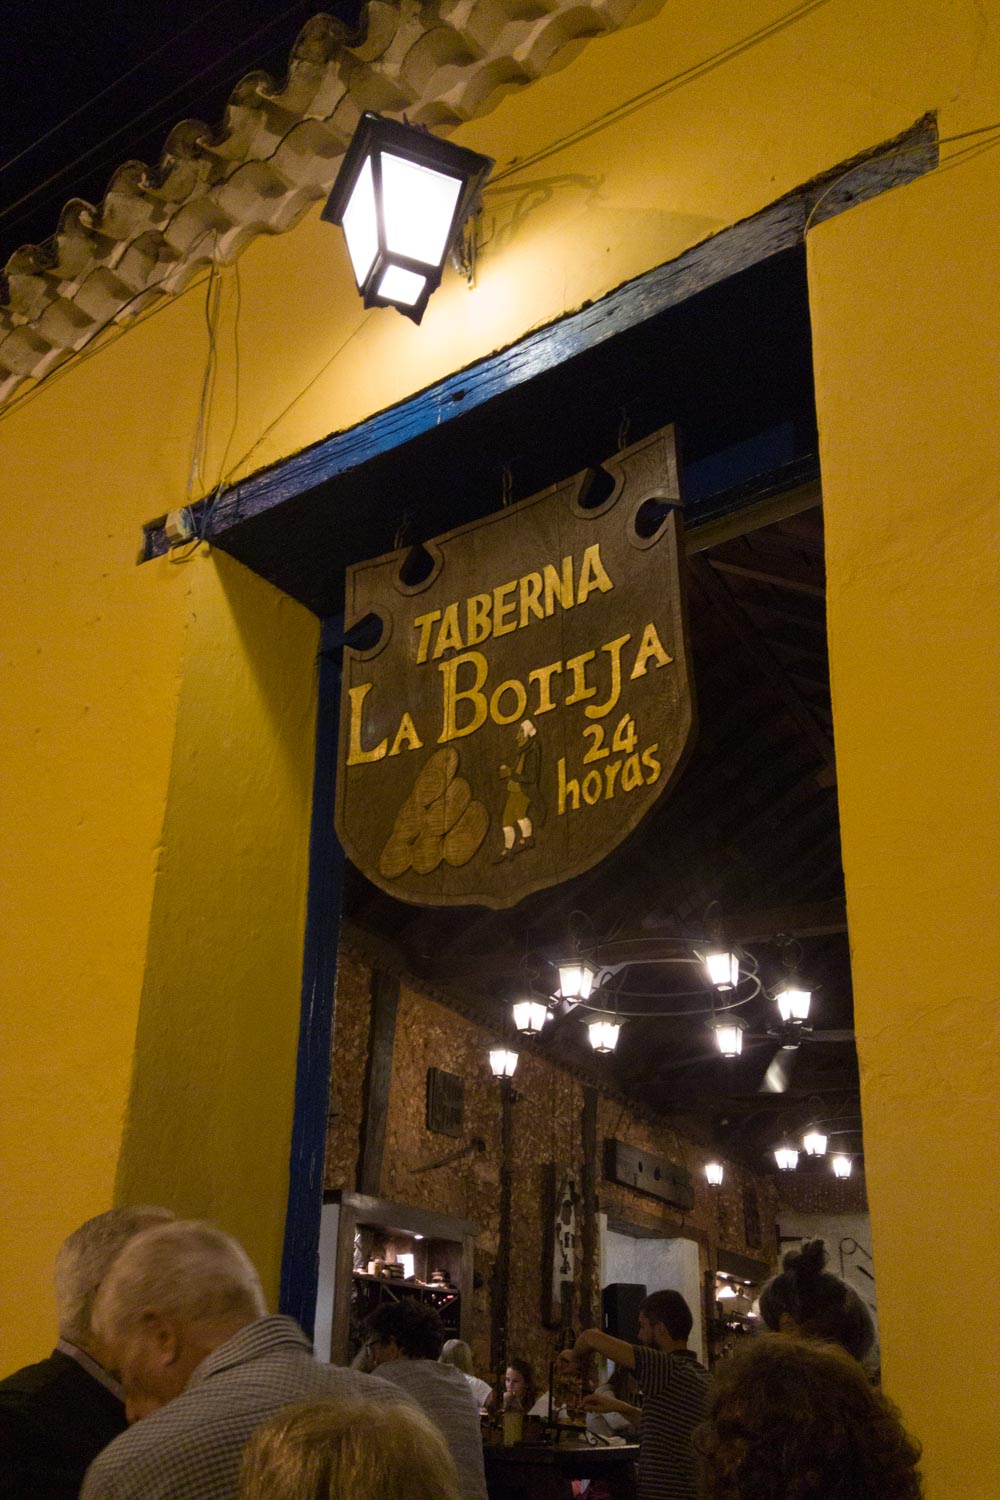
[588,1020,620,1053]
[341,157,379,286]
[706,951,739,989]
[377,265,427,307]
[381,152,462,269]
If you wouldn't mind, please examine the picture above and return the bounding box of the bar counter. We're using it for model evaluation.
[484,1439,639,1499]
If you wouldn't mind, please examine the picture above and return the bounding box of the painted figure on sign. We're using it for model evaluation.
[497,719,544,858]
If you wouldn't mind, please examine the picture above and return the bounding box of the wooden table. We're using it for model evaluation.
[484,1440,639,1500]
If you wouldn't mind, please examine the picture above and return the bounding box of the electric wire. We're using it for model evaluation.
[0,0,321,238]
[484,0,834,189]
[0,0,252,177]
[803,121,1000,233]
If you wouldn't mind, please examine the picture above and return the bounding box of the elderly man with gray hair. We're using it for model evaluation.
[0,1204,174,1500]
[81,1219,412,1500]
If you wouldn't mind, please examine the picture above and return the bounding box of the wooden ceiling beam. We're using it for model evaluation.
[707,556,825,598]
[690,555,836,769]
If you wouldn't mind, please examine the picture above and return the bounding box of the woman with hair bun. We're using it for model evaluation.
[758,1238,875,1362]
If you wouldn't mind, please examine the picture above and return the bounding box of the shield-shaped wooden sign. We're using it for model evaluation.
[336,425,694,909]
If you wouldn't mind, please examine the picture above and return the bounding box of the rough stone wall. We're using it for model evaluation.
[324,952,780,1388]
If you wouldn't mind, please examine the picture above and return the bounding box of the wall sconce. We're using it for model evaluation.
[705,1161,725,1186]
[716,1281,738,1299]
[774,1143,799,1171]
[710,1014,747,1057]
[555,960,597,1004]
[512,999,550,1037]
[831,1154,853,1179]
[321,112,494,324]
[489,1048,519,1080]
[704,950,740,991]
[774,983,812,1023]
[802,1127,828,1157]
[588,1017,621,1054]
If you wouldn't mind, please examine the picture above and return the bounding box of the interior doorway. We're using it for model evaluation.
[599,1215,705,1364]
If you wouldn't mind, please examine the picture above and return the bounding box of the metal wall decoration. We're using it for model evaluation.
[336,425,694,909]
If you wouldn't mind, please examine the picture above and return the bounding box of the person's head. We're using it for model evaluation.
[504,1359,535,1407]
[439,1338,474,1375]
[638,1289,693,1350]
[516,719,536,747]
[693,1334,922,1500]
[554,1347,580,1381]
[365,1299,445,1365]
[53,1205,175,1356]
[239,1396,462,1500]
[759,1239,875,1362]
[92,1219,266,1423]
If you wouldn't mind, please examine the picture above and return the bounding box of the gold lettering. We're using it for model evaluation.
[621,752,644,792]
[413,610,441,665]
[490,678,528,726]
[388,712,423,757]
[604,759,622,799]
[519,572,544,628]
[630,621,673,679]
[346,682,388,766]
[558,756,580,814]
[582,769,603,806]
[576,543,614,603]
[528,660,563,715]
[565,650,597,705]
[466,593,493,647]
[642,743,662,784]
[543,556,574,616]
[432,602,464,659]
[493,580,518,637]
[438,652,489,743]
[584,634,631,720]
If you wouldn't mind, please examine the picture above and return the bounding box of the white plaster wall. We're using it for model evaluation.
[600,1217,705,1364]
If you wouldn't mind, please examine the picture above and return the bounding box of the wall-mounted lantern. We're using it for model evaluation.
[831,1154,853,1179]
[705,1161,725,1186]
[489,1048,519,1080]
[774,1143,799,1171]
[322,112,494,324]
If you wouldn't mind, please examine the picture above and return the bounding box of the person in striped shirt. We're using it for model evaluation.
[576,1290,709,1500]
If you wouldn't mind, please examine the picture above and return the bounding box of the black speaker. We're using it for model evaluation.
[602,1281,646,1342]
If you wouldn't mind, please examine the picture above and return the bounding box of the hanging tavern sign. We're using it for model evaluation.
[336,425,694,909]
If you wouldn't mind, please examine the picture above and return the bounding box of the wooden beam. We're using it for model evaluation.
[356,968,400,1196]
[142,121,935,561]
[684,480,822,554]
[708,556,825,598]
[689,555,837,769]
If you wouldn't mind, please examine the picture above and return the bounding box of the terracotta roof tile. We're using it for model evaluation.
[1,1,652,405]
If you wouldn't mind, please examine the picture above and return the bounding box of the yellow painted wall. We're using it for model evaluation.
[1,11,998,1491]
[1,279,318,1366]
[810,147,1000,1495]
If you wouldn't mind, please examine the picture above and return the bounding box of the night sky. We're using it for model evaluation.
[1,1,362,268]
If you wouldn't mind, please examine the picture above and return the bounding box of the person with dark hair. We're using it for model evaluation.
[365,1301,487,1500]
[693,1332,922,1500]
[575,1289,708,1500]
[501,1358,536,1414]
[758,1239,875,1362]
